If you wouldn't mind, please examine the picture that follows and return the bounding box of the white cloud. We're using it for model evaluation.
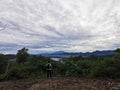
[0,0,120,54]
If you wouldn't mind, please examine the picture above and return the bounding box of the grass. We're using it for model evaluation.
[0,77,120,90]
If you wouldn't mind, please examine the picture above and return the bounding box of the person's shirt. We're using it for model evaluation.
[46,63,52,70]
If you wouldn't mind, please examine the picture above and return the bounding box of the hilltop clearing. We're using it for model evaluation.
[0,77,120,90]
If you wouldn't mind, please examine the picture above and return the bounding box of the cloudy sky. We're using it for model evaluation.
[0,0,120,54]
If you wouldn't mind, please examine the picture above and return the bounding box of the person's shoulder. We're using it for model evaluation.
[49,63,52,66]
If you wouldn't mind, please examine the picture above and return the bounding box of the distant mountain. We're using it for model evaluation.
[92,50,116,56]
[5,54,16,60]
[51,51,69,55]
[5,50,115,60]
[41,50,116,57]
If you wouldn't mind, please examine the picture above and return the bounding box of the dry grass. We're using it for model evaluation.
[0,77,120,90]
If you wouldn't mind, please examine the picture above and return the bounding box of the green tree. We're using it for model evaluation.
[115,48,120,53]
[0,54,7,74]
[115,48,120,59]
[16,48,29,64]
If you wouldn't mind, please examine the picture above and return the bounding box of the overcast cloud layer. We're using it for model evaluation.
[0,0,120,54]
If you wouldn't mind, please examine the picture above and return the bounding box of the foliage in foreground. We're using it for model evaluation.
[0,48,120,81]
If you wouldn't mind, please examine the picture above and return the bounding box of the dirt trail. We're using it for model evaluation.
[0,77,120,90]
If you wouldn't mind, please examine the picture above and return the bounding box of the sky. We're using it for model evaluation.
[0,0,120,54]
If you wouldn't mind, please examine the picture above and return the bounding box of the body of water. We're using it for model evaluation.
[51,57,61,61]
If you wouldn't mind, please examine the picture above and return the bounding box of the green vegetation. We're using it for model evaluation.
[0,48,120,81]
[16,48,29,64]
[0,54,7,74]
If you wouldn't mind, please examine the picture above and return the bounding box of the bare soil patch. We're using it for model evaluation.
[0,77,120,90]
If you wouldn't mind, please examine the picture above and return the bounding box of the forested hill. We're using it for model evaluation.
[4,54,16,60]
[42,50,116,56]
[3,50,116,60]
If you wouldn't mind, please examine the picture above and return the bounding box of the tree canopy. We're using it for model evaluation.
[16,47,29,64]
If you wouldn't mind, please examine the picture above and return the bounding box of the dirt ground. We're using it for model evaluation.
[0,77,120,90]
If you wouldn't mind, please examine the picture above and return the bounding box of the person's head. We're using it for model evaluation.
[48,61,50,63]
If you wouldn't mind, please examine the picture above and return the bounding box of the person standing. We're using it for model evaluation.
[46,61,52,78]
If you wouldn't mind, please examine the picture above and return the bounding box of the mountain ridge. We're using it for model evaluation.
[4,50,116,60]
[41,50,116,56]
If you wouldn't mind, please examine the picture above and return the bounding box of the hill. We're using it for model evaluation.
[5,54,16,60]
[41,50,116,57]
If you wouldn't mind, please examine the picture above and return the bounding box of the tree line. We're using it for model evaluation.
[0,48,120,81]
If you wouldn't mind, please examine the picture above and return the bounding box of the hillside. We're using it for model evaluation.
[42,50,116,57]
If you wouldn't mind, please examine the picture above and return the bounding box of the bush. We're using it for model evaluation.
[0,54,7,74]
[1,53,120,81]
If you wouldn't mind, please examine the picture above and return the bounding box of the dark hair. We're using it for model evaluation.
[48,61,50,63]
